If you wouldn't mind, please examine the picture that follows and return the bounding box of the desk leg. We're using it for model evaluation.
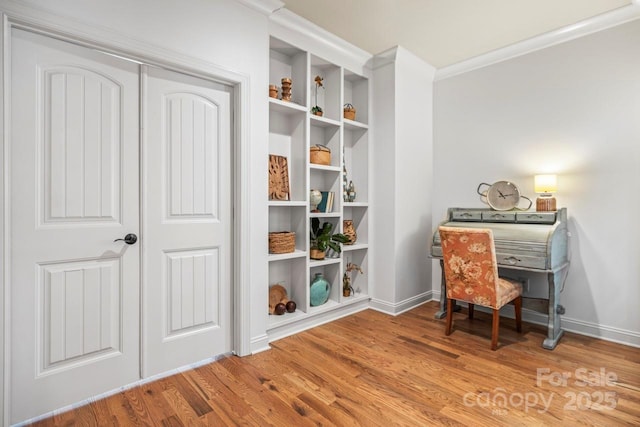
[543,269,566,350]
[434,259,460,319]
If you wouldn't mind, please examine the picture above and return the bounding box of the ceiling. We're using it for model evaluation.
[281,0,632,68]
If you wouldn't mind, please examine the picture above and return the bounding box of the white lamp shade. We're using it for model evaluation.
[534,174,557,194]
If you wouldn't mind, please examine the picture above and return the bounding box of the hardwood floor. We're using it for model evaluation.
[29,301,640,426]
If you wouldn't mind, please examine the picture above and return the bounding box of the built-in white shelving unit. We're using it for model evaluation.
[267,36,371,340]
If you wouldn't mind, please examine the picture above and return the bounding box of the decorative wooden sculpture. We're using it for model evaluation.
[268,154,290,200]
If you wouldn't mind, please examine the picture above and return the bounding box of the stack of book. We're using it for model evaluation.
[316,191,335,213]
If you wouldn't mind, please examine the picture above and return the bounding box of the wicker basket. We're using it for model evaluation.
[269,231,295,254]
[310,144,331,165]
[343,103,356,121]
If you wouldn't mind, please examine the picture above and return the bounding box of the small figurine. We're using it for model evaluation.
[347,180,356,202]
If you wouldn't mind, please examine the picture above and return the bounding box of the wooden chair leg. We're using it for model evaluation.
[468,303,474,320]
[491,309,500,350]
[445,298,453,336]
[514,296,522,333]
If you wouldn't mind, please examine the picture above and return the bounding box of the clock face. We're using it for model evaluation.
[487,181,520,211]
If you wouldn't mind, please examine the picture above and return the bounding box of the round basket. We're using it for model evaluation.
[343,103,356,121]
[269,231,295,254]
[310,144,331,165]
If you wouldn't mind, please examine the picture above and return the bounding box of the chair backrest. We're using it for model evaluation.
[438,226,499,308]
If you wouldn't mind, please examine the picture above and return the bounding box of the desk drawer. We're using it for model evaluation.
[516,212,556,224]
[482,211,516,222]
[451,210,483,221]
[496,253,546,270]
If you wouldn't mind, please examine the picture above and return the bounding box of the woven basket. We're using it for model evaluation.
[269,231,295,254]
[310,145,331,165]
[343,103,356,121]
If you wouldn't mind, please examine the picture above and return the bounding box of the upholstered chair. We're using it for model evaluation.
[438,226,523,350]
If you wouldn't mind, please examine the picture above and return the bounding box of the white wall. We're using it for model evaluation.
[372,47,435,313]
[395,48,436,303]
[433,19,640,345]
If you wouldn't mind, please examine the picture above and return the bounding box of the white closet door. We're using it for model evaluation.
[142,66,232,376]
[10,29,140,423]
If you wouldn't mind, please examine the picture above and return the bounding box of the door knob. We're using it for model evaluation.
[114,233,138,245]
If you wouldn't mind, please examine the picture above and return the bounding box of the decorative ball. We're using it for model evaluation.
[274,303,286,315]
[285,300,297,313]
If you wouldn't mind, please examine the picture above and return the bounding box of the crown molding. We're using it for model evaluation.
[270,8,372,70]
[435,2,640,81]
[372,46,399,70]
[234,0,284,16]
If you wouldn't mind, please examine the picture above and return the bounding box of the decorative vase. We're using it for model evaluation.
[343,220,356,245]
[269,84,278,98]
[281,77,292,101]
[310,272,330,306]
[310,189,322,212]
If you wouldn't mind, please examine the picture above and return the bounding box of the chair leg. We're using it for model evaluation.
[445,298,453,336]
[491,309,500,350]
[468,303,474,320]
[514,296,522,333]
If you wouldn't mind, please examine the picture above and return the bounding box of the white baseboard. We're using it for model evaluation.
[369,291,434,316]
[250,334,271,355]
[430,296,640,348]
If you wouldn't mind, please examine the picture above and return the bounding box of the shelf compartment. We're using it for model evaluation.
[343,125,368,204]
[269,108,306,202]
[310,168,342,213]
[310,55,341,121]
[342,205,368,245]
[270,37,308,107]
[309,261,341,309]
[342,249,368,300]
[310,120,340,169]
[343,70,368,124]
[269,257,308,315]
[269,205,307,252]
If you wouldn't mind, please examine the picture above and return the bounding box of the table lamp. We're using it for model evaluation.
[534,174,557,211]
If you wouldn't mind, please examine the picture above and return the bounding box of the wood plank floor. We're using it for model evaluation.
[29,301,640,426]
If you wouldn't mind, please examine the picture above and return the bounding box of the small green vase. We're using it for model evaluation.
[310,273,330,306]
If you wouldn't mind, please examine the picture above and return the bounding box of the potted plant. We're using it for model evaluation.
[343,261,363,297]
[311,75,324,116]
[310,217,349,260]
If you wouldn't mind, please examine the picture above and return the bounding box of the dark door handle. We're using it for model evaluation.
[114,233,138,245]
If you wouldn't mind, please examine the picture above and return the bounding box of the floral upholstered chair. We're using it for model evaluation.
[438,226,523,350]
